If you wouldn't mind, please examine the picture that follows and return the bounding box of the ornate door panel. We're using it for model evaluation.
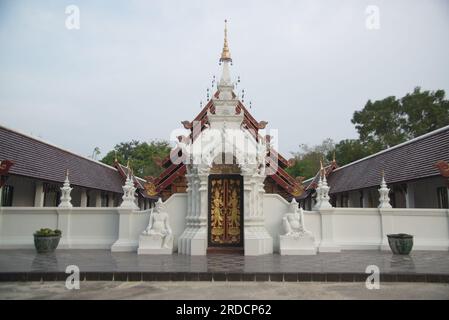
[208,175,243,247]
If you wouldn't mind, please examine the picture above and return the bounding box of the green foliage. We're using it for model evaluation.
[401,87,449,137]
[352,87,449,150]
[101,140,171,177]
[352,96,407,149]
[329,139,381,167]
[290,88,448,174]
[34,228,62,237]
[286,138,335,179]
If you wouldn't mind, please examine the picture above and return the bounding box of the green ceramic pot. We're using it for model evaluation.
[34,235,61,253]
[387,233,413,255]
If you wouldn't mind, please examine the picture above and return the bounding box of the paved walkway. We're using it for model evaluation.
[0,282,448,300]
[1,250,448,282]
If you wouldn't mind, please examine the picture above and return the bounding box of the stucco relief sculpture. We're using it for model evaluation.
[138,198,173,254]
[280,199,317,255]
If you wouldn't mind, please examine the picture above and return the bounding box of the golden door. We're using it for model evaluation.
[208,175,243,247]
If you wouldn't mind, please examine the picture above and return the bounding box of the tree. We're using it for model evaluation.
[286,138,335,179]
[352,96,407,149]
[329,139,379,167]
[101,140,171,177]
[352,87,449,150]
[401,87,449,137]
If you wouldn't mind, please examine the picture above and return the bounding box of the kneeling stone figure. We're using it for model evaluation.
[138,198,173,254]
[280,199,317,255]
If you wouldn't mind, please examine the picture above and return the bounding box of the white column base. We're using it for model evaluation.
[280,234,317,255]
[137,234,173,255]
[110,240,138,252]
[244,219,273,256]
[318,241,341,253]
[178,225,208,256]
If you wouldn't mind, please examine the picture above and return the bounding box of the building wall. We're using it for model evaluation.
[1,200,448,252]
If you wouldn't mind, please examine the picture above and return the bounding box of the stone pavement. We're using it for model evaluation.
[1,282,448,300]
[0,250,448,282]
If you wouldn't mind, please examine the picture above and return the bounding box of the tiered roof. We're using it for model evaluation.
[149,98,303,199]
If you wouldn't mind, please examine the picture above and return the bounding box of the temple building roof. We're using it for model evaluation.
[303,125,449,195]
[0,124,147,195]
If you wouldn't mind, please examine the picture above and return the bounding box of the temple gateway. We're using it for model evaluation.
[142,22,304,255]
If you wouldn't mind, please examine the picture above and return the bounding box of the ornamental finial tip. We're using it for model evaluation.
[220,19,232,62]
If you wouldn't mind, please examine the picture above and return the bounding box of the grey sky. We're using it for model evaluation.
[1,0,448,159]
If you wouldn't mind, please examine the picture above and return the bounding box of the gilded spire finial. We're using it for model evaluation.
[220,19,232,62]
[333,150,336,163]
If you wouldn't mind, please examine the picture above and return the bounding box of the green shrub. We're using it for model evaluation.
[34,228,62,237]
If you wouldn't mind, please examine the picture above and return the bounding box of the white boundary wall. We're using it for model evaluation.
[0,193,448,252]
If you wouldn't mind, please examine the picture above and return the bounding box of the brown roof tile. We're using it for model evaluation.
[0,125,124,193]
[327,126,449,193]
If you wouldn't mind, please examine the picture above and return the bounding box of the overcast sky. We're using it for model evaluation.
[1,0,448,159]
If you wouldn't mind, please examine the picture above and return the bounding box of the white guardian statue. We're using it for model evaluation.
[280,199,317,255]
[138,198,174,254]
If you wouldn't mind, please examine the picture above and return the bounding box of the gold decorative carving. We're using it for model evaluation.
[144,176,158,196]
[210,163,241,174]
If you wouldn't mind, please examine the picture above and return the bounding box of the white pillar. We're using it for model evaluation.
[111,208,137,252]
[178,170,193,254]
[362,190,370,208]
[80,189,88,207]
[178,166,210,256]
[243,172,273,256]
[318,208,341,252]
[95,192,102,207]
[108,192,114,207]
[0,186,3,207]
[190,173,208,255]
[34,181,45,207]
[405,183,415,208]
[57,208,71,248]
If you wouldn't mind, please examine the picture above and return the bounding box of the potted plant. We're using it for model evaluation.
[34,228,62,253]
[387,233,413,255]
